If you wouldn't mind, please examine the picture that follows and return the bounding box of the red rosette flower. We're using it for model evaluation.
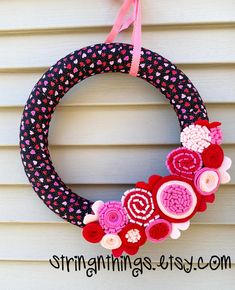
[152,175,201,223]
[145,219,172,243]
[112,223,146,257]
[121,188,158,226]
[82,222,105,243]
[202,144,224,169]
[166,147,202,180]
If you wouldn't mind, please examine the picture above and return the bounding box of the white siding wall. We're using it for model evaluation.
[0,1,235,289]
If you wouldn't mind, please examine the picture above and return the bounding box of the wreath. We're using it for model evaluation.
[19,0,232,257]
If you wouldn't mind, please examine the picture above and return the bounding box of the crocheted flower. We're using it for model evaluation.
[180,124,211,153]
[98,201,128,234]
[202,144,224,168]
[194,167,220,195]
[145,219,172,243]
[100,233,122,250]
[153,176,199,222]
[210,127,223,145]
[121,188,158,226]
[170,221,190,239]
[166,147,202,180]
[82,222,105,243]
[218,156,232,184]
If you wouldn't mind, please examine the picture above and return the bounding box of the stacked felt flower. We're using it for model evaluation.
[112,223,147,257]
[121,188,158,226]
[152,175,199,223]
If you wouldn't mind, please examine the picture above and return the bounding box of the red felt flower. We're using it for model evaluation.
[112,223,146,257]
[166,147,202,180]
[119,223,146,247]
[202,144,224,169]
[82,222,105,243]
[121,188,158,226]
[135,175,162,191]
[112,244,139,257]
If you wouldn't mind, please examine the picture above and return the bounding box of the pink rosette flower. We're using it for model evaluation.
[210,127,223,145]
[121,188,158,227]
[145,219,172,243]
[194,167,220,195]
[154,176,198,222]
[100,233,122,250]
[98,201,128,234]
[180,124,211,153]
[166,147,202,180]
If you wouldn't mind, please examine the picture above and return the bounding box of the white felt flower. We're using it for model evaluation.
[180,124,211,153]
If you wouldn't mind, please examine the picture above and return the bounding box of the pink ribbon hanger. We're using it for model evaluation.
[105,0,142,77]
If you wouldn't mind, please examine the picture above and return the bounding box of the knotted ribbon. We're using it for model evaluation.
[105,0,142,76]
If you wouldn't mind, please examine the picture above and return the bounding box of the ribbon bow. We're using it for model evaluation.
[105,0,142,76]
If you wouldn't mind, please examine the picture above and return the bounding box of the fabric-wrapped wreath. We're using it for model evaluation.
[19,0,232,257]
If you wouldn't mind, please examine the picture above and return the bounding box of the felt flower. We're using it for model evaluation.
[83,200,104,224]
[98,201,128,234]
[100,233,122,250]
[166,147,202,180]
[135,175,162,192]
[218,156,232,184]
[180,124,211,153]
[153,176,199,223]
[194,167,220,195]
[170,221,190,239]
[195,119,221,129]
[82,222,105,243]
[120,223,146,247]
[145,219,172,243]
[210,127,223,145]
[202,144,224,168]
[121,188,158,226]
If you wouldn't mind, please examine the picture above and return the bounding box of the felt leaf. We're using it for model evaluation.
[170,221,190,239]
[218,156,232,184]
[83,200,104,224]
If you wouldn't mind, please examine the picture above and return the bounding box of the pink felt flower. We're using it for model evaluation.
[100,233,122,250]
[166,147,202,180]
[155,177,198,222]
[145,219,172,243]
[194,167,220,195]
[210,127,223,145]
[180,124,211,153]
[98,201,128,234]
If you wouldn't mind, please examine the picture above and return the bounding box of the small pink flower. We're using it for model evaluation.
[210,127,223,145]
[180,124,211,153]
[194,168,220,195]
[100,234,122,250]
[98,201,128,234]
